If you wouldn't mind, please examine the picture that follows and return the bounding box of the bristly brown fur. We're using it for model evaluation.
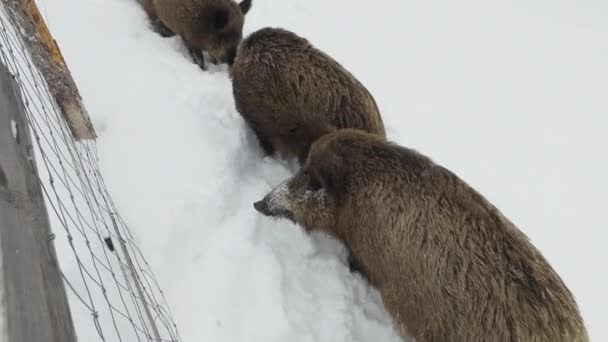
[257,129,588,342]
[139,0,252,69]
[230,28,385,163]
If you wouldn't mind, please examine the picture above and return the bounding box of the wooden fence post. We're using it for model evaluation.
[0,61,77,342]
[4,0,96,140]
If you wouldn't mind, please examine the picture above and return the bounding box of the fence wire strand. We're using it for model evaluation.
[0,6,181,342]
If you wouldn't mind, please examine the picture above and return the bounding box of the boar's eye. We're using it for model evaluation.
[307,172,323,191]
[211,8,229,30]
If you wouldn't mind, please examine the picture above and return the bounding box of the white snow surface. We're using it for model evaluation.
[36,0,608,341]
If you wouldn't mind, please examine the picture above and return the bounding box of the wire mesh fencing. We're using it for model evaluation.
[0,5,181,342]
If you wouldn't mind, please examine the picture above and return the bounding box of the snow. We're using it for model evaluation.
[10,120,17,140]
[34,0,608,341]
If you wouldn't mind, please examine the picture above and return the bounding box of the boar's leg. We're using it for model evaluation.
[185,44,206,71]
[239,116,275,156]
[348,253,368,279]
[151,18,175,38]
[140,1,174,37]
[251,127,275,156]
[189,49,207,71]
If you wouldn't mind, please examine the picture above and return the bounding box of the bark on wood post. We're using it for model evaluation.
[4,0,96,140]
[0,62,77,342]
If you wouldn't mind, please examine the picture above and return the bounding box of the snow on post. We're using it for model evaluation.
[4,0,96,140]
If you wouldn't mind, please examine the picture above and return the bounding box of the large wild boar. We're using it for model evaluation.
[254,129,588,342]
[140,0,252,69]
[231,27,385,163]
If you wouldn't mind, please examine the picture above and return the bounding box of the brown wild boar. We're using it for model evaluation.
[230,28,385,163]
[253,129,588,342]
[139,0,252,69]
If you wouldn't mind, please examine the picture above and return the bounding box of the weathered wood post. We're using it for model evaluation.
[4,0,96,140]
[0,61,77,342]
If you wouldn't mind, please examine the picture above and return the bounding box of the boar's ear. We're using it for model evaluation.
[311,146,347,195]
[210,7,230,30]
[238,0,252,15]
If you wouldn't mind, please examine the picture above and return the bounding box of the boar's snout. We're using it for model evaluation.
[223,45,238,65]
[253,199,270,216]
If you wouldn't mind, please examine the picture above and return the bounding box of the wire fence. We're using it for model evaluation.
[0,5,181,342]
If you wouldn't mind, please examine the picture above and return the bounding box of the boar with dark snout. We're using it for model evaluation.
[140,0,252,69]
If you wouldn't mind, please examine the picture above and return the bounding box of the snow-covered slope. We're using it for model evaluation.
[37,0,607,341]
